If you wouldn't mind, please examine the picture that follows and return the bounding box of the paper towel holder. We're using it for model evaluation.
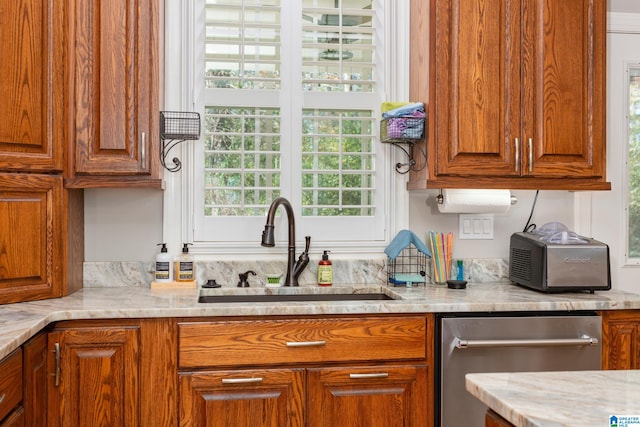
[435,190,518,206]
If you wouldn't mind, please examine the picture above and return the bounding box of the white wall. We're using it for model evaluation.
[609,0,640,13]
[84,187,576,262]
[408,190,575,260]
[84,189,163,261]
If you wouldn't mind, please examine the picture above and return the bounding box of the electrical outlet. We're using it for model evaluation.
[459,214,494,239]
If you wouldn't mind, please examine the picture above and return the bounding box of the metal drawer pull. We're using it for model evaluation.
[349,373,389,379]
[53,342,61,387]
[141,132,147,169]
[514,138,520,173]
[222,377,264,384]
[455,336,599,349]
[528,137,533,173]
[286,340,326,347]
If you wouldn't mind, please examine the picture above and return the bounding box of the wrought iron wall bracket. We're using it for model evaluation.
[159,111,201,172]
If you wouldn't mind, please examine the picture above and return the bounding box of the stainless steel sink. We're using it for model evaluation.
[198,292,393,303]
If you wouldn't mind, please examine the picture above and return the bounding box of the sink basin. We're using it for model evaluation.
[198,292,394,303]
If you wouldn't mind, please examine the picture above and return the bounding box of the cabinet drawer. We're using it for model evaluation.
[179,317,427,368]
[179,368,304,427]
[0,349,22,422]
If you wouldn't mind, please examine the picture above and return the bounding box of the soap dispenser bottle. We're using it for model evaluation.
[317,250,332,286]
[175,243,195,282]
[154,243,173,283]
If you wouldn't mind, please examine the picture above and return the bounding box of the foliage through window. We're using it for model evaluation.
[204,107,281,216]
[301,109,375,216]
[629,66,640,258]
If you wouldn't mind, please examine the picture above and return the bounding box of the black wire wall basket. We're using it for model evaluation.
[159,111,201,172]
[379,117,428,174]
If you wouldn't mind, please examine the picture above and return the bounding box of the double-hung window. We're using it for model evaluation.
[627,65,640,260]
[166,0,398,255]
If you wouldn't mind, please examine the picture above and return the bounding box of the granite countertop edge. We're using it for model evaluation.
[0,281,639,360]
[465,370,640,427]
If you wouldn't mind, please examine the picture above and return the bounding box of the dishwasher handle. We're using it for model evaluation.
[454,336,599,349]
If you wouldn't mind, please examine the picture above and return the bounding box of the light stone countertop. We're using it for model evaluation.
[1,282,640,360]
[466,370,640,427]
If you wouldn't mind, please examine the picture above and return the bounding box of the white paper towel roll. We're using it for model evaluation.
[437,189,512,214]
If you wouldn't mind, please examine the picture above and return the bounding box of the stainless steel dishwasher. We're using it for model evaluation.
[437,312,601,427]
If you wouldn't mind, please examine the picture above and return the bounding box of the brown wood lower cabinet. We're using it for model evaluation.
[307,365,428,427]
[601,310,640,370]
[0,408,25,427]
[179,368,305,427]
[45,319,177,427]
[7,311,640,426]
[178,364,428,427]
[47,323,141,426]
[177,315,432,427]
[485,409,514,427]
[15,315,433,426]
[0,350,23,426]
[23,333,48,426]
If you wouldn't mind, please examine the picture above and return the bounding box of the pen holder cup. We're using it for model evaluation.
[430,259,450,285]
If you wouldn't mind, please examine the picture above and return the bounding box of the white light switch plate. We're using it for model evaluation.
[459,214,494,239]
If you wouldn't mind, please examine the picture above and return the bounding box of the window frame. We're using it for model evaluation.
[624,61,640,264]
[162,0,410,258]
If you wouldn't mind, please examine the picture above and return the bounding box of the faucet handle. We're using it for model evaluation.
[237,270,257,288]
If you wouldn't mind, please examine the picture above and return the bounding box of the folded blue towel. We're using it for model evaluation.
[382,102,424,119]
[384,229,431,260]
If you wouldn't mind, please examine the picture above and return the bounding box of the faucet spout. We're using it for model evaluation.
[261,197,309,286]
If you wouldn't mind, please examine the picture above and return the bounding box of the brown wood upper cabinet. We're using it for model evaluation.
[408,0,609,190]
[65,0,162,188]
[0,0,65,173]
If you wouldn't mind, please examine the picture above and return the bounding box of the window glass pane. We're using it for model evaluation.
[629,66,640,258]
[195,0,385,244]
[302,0,375,92]
[301,109,375,216]
[205,1,281,89]
[204,107,281,216]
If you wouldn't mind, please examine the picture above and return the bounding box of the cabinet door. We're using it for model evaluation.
[68,0,160,185]
[307,365,428,427]
[602,311,640,370]
[23,332,48,427]
[522,0,606,179]
[410,0,609,190]
[0,174,64,303]
[0,0,64,172]
[47,325,140,427]
[430,0,522,178]
[179,369,304,427]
